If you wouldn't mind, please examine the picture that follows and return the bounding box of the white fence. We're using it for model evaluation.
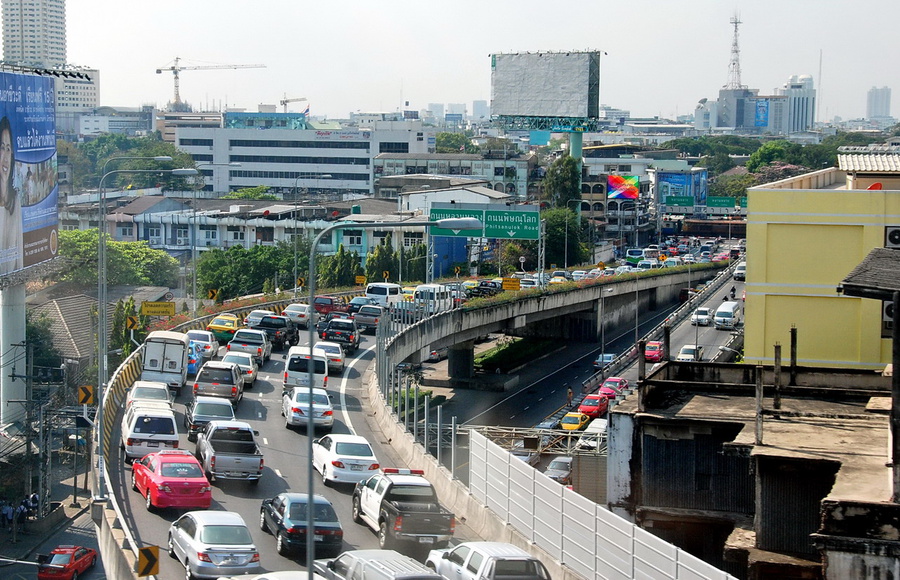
[468,431,736,580]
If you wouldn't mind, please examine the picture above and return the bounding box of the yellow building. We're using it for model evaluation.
[745,151,900,369]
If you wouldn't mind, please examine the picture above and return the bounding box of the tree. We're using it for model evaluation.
[26,311,62,368]
[222,186,277,200]
[365,234,399,283]
[710,173,757,198]
[76,133,196,189]
[699,151,736,175]
[542,208,586,267]
[746,140,799,172]
[542,155,581,208]
[435,132,477,154]
[400,244,427,283]
[57,229,179,288]
[317,245,362,288]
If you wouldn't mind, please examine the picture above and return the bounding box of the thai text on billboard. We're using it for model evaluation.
[607,175,639,199]
[0,71,58,278]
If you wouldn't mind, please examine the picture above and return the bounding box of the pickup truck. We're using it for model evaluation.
[353,305,384,334]
[250,315,299,350]
[351,468,454,550]
[194,420,264,484]
[321,318,361,353]
[467,280,502,298]
[226,329,273,364]
[314,295,350,316]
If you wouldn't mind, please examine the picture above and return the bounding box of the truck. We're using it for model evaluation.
[321,318,361,353]
[351,468,455,550]
[250,314,299,350]
[226,329,272,364]
[353,305,384,334]
[314,295,350,316]
[140,331,190,394]
[194,420,264,484]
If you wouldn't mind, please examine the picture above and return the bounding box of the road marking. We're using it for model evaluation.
[262,437,269,445]
[275,469,283,478]
[339,344,377,435]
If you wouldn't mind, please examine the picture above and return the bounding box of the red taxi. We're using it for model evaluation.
[644,341,664,362]
[599,377,629,400]
[37,545,97,580]
[131,449,212,511]
[578,393,610,419]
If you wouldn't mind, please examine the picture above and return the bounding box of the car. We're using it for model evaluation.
[427,346,448,362]
[425,541,551,580]
[571,270,587,281]
[168,511,261,579]
[221,351,259,388]
[193,360,246,405]
[320,318,362,353]
[614,265,635,275]
[599,377,628,399]
[259,493,344,558]
[282,303,317,329]
[316,311,353,336]
[282,386,334,431]
[205,313,242,342]
[676,344,704,362]
[742,288,746,302]
[244,309,275,327]
[347,296,377,314]
[690,307,712,326]
[185,329,220,361]
[577,393,609,419]
[682,254,696,264]
[592,353,615,369]
[183,395,236,442]
[559,412,591,431]
[226,328,273,364]
[131,449,212,511]
[314,341,346,374]
[548,276,568,285]
[644,340,664,362]
[543,456,573,485]
[125,379,171,410]
[510,441,540,466]
[187,342,203,376]
[312,433,381,486]
[37,545,98,580]
[519,278,539,288]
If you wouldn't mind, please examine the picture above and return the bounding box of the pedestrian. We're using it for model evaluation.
[14,499,28,533]
[1,500,12,531]
[566,386,574,407]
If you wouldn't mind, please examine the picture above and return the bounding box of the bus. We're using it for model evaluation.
[625,248,659,265]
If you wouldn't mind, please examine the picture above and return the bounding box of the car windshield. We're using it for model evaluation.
[581,398,600,408]
[317,345,341,355]
[696,309,709,316]
[561,416,581,425]
[222,355,251,367]
[288,502,338,522]
[334,442,373,456]
[47,553,72,565]
[547,460,570,470]
[646,345,660,352]
[292,392,330,405]
[210,318,234,326]
[186,331,209,342]
[132,387,168,400]
[329,321,354,331]
[233,331,262,342]
[199,524,252,545]
[193,402,234,418]
[160,462,204,478]
[134,417,175,434]
[386,485,437,502]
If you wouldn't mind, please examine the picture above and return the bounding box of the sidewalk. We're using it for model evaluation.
[0,463,92,564]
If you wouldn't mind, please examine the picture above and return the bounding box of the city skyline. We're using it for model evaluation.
[64,1,897,122]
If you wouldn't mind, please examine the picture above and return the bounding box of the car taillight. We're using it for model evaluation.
[393,514,403,531]
[231,386,237,397]
[200,486,212,493]
[197,552,212,562]
[256,347,262,355]
[291,407,304,415]
[369,463,380,471]
[193,383,199,393]
[449,516,456,534]
[210,456,215,470]
[332,460,345,468]
[246,370,253,375]
[258,458,264,472]
[322,410,333,417]
[157,484,172,492]
[251,553,260,563]
[318,528,343,539]
[126,438,135,446]
[283,372,288,382]
[226,344,231,351]
[287,526,304,536]
[323,376,328,387]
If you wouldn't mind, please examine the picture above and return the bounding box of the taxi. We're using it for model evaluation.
[401,286,416,301]
[548,276,568,285]
[560,412,591,431]
[600,377,629,399]
[37,545,98,580]
[644,341,664,362]
[205,312,242,342]
[131,449,212,510]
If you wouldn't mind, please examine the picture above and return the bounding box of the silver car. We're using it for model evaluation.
[313,341,345,374]
[186,329,220,361]
[221,352,259,388]
[168,510,260,579]
[282,387,334,431]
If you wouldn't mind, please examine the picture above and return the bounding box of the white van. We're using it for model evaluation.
[663,257,683,268]
[141,331,189,393]
[120,400,180,460]
[413,284,453,315]
[284,346,329,390]
[365,283,402,308]
[714,301,742,330]
[733,261,747,281]
[636,259,662,271]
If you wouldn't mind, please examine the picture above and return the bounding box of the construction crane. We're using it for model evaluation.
[280,96,308,113]
[156,57,266,108]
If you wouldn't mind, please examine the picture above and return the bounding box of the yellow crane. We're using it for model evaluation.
[156,57,266,107]
[280,96,308,113]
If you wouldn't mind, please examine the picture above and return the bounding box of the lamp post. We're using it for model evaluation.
[564,199,582,269]
[634,269,640,349]
[305,217,480,569]
[600,288,613,375]
[194,162,240,314]
[96,163,195,500]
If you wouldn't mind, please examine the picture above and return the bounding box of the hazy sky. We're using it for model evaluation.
[65,1,896,122]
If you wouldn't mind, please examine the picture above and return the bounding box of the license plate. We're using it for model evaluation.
[147,441,159,447]
[350,464,363,471]
[314,536,323,542]
[419,537,435,544]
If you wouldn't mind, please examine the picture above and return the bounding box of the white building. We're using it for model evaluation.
[1,0,65,67]
[867,86,891,120]
[776,74,816,133]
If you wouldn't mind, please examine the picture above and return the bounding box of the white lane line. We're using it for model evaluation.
[263,437,269,445]
[339,344,377,435]
[275,469,283,478]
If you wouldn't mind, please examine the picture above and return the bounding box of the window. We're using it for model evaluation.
[344,230,362,246]
[118,225,133,237]
[403,232,423,248]
[200,225,217,240]
[467,551,485,574]
[227,226,245,241]
[147,227,161,238]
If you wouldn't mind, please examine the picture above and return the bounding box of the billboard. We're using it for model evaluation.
[490,52,600,118]
[755,99,769,127]
[607,175,639,199]
[0,72,57,278]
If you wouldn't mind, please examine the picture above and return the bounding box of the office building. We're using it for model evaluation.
[867,86,891,120]
[775,74,816,133]
[1,0,65,67]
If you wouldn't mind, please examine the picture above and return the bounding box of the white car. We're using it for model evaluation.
[282,303,317,328]
[676,344,704,362]
[314,341,345,374]
[125,380,172,410]
[282,386,334,431]
[571,270,587,281]
[185,329,220,361]
[168,511,261,579]
[426,542,551,580]
[220,351,259,388]
[311,433,380,486]
[691,307,712,326]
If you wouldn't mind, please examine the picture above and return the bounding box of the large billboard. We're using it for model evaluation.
[658,169,708,211]
[0,72,57,278]
[490,52,600,118]
[607,175,639,199]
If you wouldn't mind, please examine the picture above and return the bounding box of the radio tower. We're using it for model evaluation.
[724,13,745,89]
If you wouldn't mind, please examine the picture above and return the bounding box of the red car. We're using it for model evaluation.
[37,545,97,580]
[131,449,212,511]
[599,377,629,399]
[578,393,610,418]
[644,341,664,362]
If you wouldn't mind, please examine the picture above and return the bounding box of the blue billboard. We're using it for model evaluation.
[0,72,58,277]
[755,99,769,127]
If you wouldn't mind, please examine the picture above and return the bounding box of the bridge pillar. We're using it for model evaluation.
[447,340,475,388]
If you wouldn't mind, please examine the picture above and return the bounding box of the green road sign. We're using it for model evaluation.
[707,196,737,208]
[665,195,694,207]
[429,207,485,237]
[739,196,748,208]
[484,209,540,240]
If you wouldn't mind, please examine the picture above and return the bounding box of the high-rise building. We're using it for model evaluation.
[471,100,489,121]
[1,0,66,68]
[867,86,891,120]
[776,74,816,133]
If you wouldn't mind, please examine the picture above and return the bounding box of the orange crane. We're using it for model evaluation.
[156,57,266,107]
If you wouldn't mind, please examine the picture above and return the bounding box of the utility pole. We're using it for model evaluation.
[24,342,34,498]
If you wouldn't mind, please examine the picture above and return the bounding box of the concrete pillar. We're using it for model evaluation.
[447,340,475,388]
[0,283,26,425]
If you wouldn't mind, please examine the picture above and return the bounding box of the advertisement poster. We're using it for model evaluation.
[0,71,57,277]
[607,175,639,199]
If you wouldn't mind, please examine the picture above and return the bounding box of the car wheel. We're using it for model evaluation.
[285,416,292,430]
[322,464,330,487]
[378,520,395,550]
[89,555,96,569]
[185,562,195,580]
[351,496,363,524]
[167,534,177,558]
[145,490,154,511]
[131,471,138,491]
[245,380,254,390]
[276,531,291,556]
[259,510,269,533]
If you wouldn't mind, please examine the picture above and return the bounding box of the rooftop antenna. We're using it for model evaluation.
[724,13,745,90]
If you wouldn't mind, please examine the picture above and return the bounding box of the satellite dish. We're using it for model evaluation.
[263,210,270,216]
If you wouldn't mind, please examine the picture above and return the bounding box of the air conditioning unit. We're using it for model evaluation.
[885,301,895,323]
[206,241,213,247]
[149,238,161,245]
[176,238,188,246]
[885,226,900,248]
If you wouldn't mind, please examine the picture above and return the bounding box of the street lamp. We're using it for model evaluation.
[194,163,240,314]
[95,163,196,500]
[564,199,582,269]
[305,217,480,567]
[600,288,613,376]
